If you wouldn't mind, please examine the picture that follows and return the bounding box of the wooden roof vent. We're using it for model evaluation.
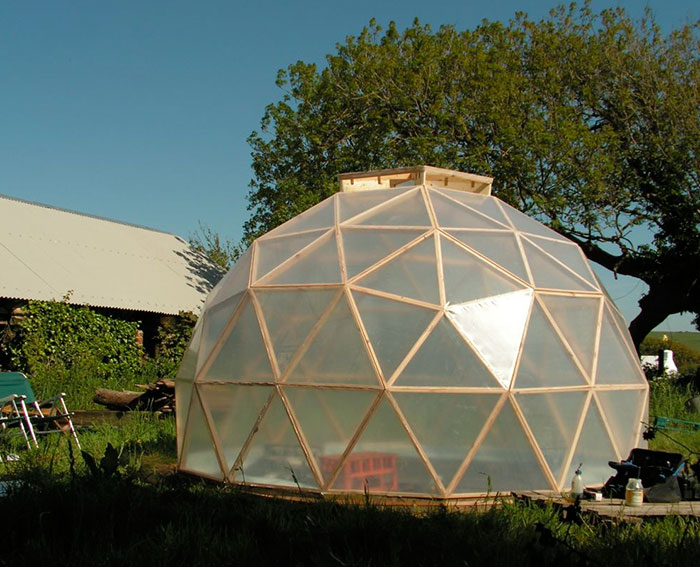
[337,165,493,195]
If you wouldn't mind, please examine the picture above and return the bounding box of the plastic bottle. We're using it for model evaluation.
[570,465,584,497]
[625,478,644,506]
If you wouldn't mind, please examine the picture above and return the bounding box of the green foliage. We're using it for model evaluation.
[151,311,197,378]
[0,299,196,408]
[3,408,700,564]
[188,221,243,270]
[641,336,700,376]
[3,296,143,380]
[247,5,700,347]
[648,378,700,457]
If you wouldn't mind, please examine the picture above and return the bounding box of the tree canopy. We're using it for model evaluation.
[246,4,700,350]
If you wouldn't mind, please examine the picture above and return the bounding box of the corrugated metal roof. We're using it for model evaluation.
[0,193,224,315]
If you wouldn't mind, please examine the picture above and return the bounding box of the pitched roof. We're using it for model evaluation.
[0,193,224,315]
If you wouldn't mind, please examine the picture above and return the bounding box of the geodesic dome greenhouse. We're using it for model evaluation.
[176,166,648,499]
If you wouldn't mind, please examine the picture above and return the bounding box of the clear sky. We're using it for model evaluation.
[1,0,698,331]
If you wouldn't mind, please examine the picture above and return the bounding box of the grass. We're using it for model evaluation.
[3,380,700,564]
[647,331,700,353]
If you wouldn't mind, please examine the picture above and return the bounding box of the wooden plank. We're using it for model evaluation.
[514,491,700,520]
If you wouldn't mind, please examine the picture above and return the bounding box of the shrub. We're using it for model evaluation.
[640,337,700,377]
[0,298,196,407]
[2,296,143,380]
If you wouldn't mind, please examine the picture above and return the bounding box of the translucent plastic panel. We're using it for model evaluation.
[176,320,203,383]
[259,232,342,285]
[607,300,638,354]
[396,316,500,388]
[446,289,533,389]
[341,227,426,279]
[253,229,328,281]
[522,239,597,292]
[337,187,406,223]
[566,400,618,487]
[180,393,224,480]
[236,394,317,488]
[355,236,440,305]
[447,230,530,283]
[596,308,647,385]
[175,380,195,457]
[596,390,647,457]
[264,197,335,237]
[334,396,439,494]
[206,246,252,309]
[197,292,243,376]
[539,294,601,377]
[283,387,379,486]
[353,291,436,381]
[514,301,587,388]
[256,288,338,374]
[351,188,432,227]
[199,297,274,383]
[455,400,550,493]
[199,384,272,474]
[514,391,587,484]
[433,188,510,227]
[288,295,379,386]
[499,201,569,241]
[430,191,507,230]
[441,236,523,304]
[394,392,499,488]
[524,236,598,288]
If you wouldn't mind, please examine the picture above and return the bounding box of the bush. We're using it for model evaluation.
[640,337,700,377]
[2,296,143,379]
[0,298,196,408]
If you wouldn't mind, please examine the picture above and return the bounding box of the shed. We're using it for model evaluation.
[0,193,223,349]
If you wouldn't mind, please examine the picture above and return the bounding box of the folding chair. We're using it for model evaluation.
[0,392,36,449]
[0,372,80,449]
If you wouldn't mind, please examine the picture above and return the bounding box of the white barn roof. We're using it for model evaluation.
[0,194,224,315]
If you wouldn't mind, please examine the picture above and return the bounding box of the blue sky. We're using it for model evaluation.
[1,0,698,331]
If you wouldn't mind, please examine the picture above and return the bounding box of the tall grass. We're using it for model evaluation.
[2,378,700,564]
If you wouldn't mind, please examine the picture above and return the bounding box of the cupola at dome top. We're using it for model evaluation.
[338,165,493,195]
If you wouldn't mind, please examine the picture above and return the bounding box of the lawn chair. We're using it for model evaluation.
[0,372,80,450]
[0,391,36,450]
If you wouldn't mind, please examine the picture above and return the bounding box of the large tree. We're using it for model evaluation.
[246,4,700,351]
